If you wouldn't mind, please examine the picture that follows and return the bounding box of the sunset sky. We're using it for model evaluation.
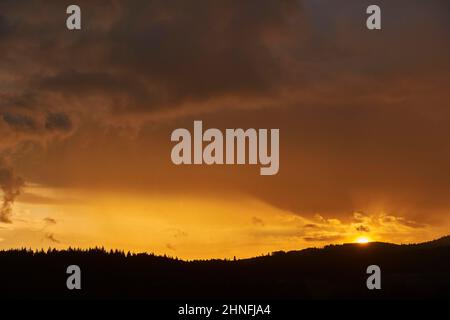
[0,0,449,259]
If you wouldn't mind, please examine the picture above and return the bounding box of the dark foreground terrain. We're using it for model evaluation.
[1,236,450,299]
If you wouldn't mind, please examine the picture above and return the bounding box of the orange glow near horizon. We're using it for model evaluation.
[0,0,449,263]
[0,184,447,260]
[355,236,370,244]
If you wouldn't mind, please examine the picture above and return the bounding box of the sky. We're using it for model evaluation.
[0,0,449,259]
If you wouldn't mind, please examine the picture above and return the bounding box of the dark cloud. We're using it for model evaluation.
[0,14,10,38]
[0,0,306,125]
[3,113,38,133]
[252,217,265,226]
[356,225,370,233]
[0,163,24,223]
[0,0,449,230]
[0,0,448,127]
[45,113,72,132]
[45,233,60,243]
[44,217,57,225]
[171,229,187,238]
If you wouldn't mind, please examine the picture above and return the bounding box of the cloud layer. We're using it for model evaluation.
[0,0,449,235]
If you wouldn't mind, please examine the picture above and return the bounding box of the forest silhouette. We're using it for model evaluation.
[1,236,449,299]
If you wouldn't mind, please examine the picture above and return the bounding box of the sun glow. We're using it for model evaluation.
[356,236,370,244]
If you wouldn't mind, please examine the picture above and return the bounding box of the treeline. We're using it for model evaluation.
[0,238,449,299]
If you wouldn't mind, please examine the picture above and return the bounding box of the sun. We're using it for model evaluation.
[355,236,370,244]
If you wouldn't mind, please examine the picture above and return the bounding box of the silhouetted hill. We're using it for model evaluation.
[413,235,450,248]
[1,237,450,299]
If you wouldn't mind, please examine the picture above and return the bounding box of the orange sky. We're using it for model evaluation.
[4,183,449,259]
[0,0,449,259]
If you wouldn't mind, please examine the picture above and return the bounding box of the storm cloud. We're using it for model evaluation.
[0,163,24,223]
[0,0,449,233]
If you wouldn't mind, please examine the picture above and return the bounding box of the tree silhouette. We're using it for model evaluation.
[0,237,449,299]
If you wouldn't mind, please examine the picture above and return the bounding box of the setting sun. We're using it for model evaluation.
[356,236,371,244]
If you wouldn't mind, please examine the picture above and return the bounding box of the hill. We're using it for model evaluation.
[1,238,450,299]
